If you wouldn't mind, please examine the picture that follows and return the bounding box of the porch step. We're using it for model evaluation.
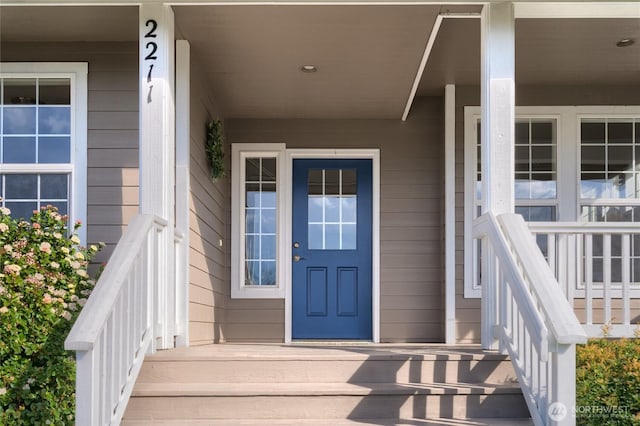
[122,418,534,425]
[123,344,530,423]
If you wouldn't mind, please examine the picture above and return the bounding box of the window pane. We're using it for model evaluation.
[261,184,276,208]
[38,107,71,134]
[515,122,529,145]
[41,174,68,199]
[261,235,276,260]
[531,174,556,199]
[3,137,36,163]
[342,224,356,249]
[581,173,607,198]
[39,136,70,163]
[608,121,633,144]
[581,146,605,171]
[325,196,340,222]
[325,224,340,250]
[246,183,260,207]
[262,158,276,182]
[308,224,323,250]
[245,261,260,286]
[5,174,37,198]
[261,209,276,234]
[531,121,554,145]
[261,261,276,285]
[531,146,554,172]
[245,158,260,181]
[3,107,36,134]
[608,145,633,172]
[308,196,323,222]
[3,79,36,105]
[39,79,70,105]
[245,209,259,233]
[581,121,605,144]
[515,146,529,172]
[325,170,340,196]
[245,235,260,259]
[342,197,357,222]
[342,169,356,195]
[4,201,36,220]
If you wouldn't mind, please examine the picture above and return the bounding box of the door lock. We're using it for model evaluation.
[293,242,300,248]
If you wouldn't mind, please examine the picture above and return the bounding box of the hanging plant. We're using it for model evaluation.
[206,119,225,181]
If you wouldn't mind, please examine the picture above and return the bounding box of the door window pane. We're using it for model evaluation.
[307,168,357,250]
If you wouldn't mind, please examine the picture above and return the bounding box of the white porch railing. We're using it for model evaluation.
[65,214,170,425]
[474,212,587,426]
[528,222,640,338]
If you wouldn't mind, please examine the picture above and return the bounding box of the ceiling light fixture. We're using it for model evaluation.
[616,38,635,47]
[300,65,318,73]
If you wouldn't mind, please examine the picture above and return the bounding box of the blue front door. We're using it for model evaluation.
[292,159,372,339]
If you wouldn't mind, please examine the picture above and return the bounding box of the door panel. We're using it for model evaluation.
[292,159,372,339]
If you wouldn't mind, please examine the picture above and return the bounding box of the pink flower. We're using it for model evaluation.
[42,293,52,304]
[0,223,8,232]
[3,264,21,275]
[32,223,41,229]
[39,242,52,254]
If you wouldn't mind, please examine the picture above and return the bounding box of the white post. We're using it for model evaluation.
[139,3,176,350]
[444,84,456,345]
[74,349,99,425]
[175,40,191,347]
[550,344,578,426]
[480,2,515,350]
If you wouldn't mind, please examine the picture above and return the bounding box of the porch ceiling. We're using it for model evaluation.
[418,17,640,95]
[173,5,458,119]
[2,6,637,119]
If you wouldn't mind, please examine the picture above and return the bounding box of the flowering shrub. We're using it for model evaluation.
[0,204,102,424]
[576,339,640,425]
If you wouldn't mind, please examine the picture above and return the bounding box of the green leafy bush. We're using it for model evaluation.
[576,339,640,425]
[0,204,102,425]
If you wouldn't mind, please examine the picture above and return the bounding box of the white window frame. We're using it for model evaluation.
[464,105,640,298]
[231,143,286,298]
[0,63,88,243]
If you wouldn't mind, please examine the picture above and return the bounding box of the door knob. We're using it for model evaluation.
[293,255,305,262]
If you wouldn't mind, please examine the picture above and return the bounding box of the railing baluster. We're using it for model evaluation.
[585,234,593,326]
[622,234,631,328]
[603,234,612,327]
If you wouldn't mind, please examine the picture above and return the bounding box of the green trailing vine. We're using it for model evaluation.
[206,119,225,181]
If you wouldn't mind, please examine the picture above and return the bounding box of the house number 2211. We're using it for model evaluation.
[144,19,158,103]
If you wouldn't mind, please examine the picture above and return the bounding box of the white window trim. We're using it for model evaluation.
[231,143,286,299]
[464,105,640,298]
[0,63,88,243]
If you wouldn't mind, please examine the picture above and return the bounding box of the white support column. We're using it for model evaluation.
[175,40,190,347]
[480,2,515,350]
[139,3,176,350]
[444,84,456,345]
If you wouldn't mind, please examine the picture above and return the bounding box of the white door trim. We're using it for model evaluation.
[284,148,381,343]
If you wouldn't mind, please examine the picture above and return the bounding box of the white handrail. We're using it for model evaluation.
[474,212,587,426]
[65,214,168,425]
